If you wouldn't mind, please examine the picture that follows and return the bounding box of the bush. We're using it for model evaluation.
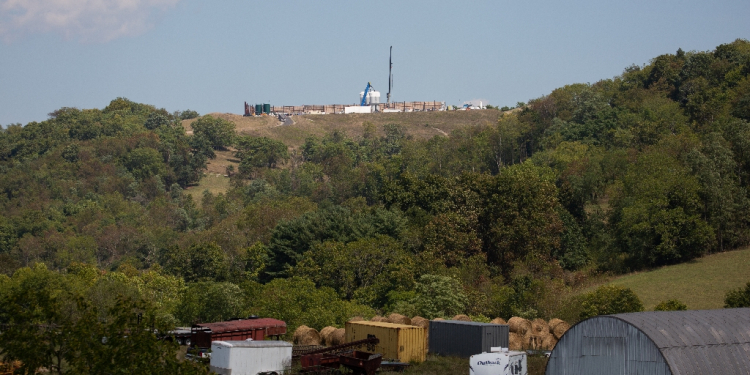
[579,285,643,319]
[724,282,750,308]
[654,299,687,311]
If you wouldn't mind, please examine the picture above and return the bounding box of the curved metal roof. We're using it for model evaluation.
[611,308,750,375]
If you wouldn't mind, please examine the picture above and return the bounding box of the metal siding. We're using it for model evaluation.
[428,320,509,358]
[547,308,750,375]
[345,321,425,363]
[546,316,671,375]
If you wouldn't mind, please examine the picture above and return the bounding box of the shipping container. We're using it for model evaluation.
[345,321,426,363]
[210,340,292,375]
[429,320,509,358]
[470,348,527,375]
[191,318,286,349]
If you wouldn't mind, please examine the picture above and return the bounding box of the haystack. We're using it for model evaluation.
[490,317,507,325]
[541,334,558,350]
[508,317,531,335]
[348,316,364,322]
[453,314,472,321]
[549,319,571,339]
[293,325,321,346]
[319,326,336,346]
[411,316,429,329]
[371,316,388,322]
[329,328,346,346]
[509,332,523,351]
[531,318,550,335]
[387,313,412,325]
[433,317,445,321]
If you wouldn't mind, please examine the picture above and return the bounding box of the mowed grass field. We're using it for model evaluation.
[605,247,750,310]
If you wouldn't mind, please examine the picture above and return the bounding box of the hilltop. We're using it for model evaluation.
[183,110,505,148]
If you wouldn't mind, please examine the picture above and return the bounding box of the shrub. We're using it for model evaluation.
[724,282,750,308]
[579,285,643,319]
[654,299,688,311]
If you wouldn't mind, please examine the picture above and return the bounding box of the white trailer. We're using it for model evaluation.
[210,340,292,375]
[344,106,373,114]
[469,347,527,375]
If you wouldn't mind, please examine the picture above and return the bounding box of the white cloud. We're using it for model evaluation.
[0,0,181,43]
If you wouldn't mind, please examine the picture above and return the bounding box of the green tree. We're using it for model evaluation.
[724,282,750,308]
[176,281,246,324]
[391,274,467,319]
[235,136,289,175]
[579,285,643,319]
[190,115,235,150]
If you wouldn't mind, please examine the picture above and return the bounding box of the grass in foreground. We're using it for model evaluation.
[607,247,750,310]
[378,354,548,375]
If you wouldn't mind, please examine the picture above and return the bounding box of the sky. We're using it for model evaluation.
[1,0,749,126]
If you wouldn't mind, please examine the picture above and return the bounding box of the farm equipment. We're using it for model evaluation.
[297,335,384,375]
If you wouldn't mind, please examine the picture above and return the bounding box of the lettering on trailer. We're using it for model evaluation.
[508,358,524,374]
[476,358,503,366]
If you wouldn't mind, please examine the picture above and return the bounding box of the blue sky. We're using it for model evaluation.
[1,0,749,126]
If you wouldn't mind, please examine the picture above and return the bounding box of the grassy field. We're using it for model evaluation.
[183,110,504,148]
[605,247,750,310]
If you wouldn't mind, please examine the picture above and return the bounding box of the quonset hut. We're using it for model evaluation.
[546,308,750,375]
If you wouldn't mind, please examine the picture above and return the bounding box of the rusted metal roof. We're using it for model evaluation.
[194,318,286,334]
[546,308,750,375]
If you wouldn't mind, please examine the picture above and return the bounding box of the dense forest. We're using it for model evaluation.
[2,39,750,356]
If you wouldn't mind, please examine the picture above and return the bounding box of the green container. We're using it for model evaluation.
[263,104,271,114]
[255,104,262,115]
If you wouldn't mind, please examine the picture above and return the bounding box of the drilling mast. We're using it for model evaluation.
[387,46,393,106]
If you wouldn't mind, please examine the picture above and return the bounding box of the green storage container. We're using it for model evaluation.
[255,104,262,115]
[263,104,271,114]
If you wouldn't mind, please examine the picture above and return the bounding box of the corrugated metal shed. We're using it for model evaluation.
[546,308,750,375]
[429,320,509,358]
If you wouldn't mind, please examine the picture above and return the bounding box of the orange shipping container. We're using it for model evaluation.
[345,321,426,363]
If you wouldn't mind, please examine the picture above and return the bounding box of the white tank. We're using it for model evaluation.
[359,90,381,105]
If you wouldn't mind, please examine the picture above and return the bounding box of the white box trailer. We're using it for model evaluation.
[469,347,527,375]
[210,340,292,375]
[344,106,373,114]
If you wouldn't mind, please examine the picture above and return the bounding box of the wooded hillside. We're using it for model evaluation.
[1,39,750,337]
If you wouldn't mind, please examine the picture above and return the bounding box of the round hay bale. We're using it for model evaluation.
[548,318,565,330]
[490,317,507,325]
[387,313,412,325]
[371,316,388,322]
[531,318,550,335]
[293,325,321,346]
[433,317,445,321]
[411,316,429,329]
[329,328,346,346]
[550,319,571,339]
[509,332,523,351]
[508,317,531,335]
[541,334,558,350]
[524,332,545,350]
[453,314,472,322]
[319,326,336,346]
[348,316,364,322]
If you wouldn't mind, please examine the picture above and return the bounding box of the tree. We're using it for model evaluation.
[391,274,467,319]
[235,136,289,175]
[724,282,750,308]
[190,115,235,150]
[579,285,643,319]
[610,147,714,268]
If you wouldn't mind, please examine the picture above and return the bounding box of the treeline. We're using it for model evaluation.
[1,39,750,334]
